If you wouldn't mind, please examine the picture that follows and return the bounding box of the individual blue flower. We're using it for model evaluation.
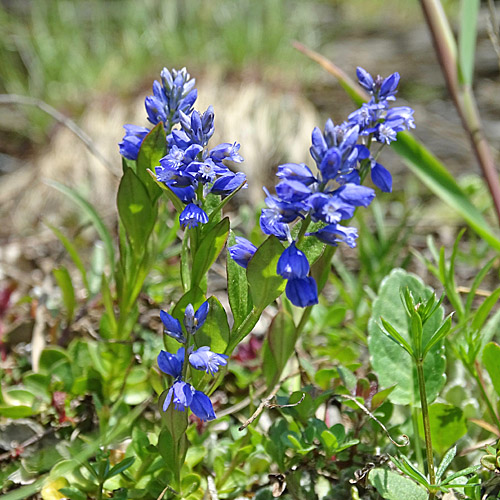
[209,142,244,163]
[356,67,375,93]
[163,379,192,412]
[276,163,317,185]
[179,203,209,229]
[277,242,310,279]
[189,346,228,376]
[157,347,185,378]
[371,162,392,193]
[210,172,247,196]
[160,310,185,343]
[337,184,375,207]
[190,389,216,421]
[119,125,150,160]
[228,237,257,268]
[183,301,209,335]
[285,277,318,307]
[309,224,358,248]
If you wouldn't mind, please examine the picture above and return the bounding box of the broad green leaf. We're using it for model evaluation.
[418,403,467,456]
[191,217,230,286]
[483,342,500,398]
[117,168,157,260]
[195,296,230,354]
[247,235,285,312]
[0,404,33,418]
[53,266,76,321]
[262,309,297,386]
[45,222,89,292]
[368,468,427,500]
[226,232,253,330]
[371,385,396,410]
[46,180,115,273]
[459,0,479,85]
[181,474,201,496]
[368,269,446,405]
[136,122,165,201]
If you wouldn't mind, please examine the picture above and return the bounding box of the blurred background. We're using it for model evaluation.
[0,0,499,251]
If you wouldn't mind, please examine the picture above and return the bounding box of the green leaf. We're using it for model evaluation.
[483,342,500,398]
[195,296,230,354]
[247,235,285,312]
[262,309,297,386]
[46,180,115,273]
[465,256,496,316]
[440,465,481,485]
[422,314,453,357]
[390,455,430,488]
[117,168,157,259]
[136,122,165,201]
[191,217,230,285]
[436,445,457,480]
[371,385,396,410]
[53,266,76,321]
[58,487,87,500]
[106,457,135,479]
[368,468,427,500]
[458,0,479,85]
[226,232,253,330]
[472,287,500,332]
[147,169,185,214]
[45,222,89,293]
[418,403,467,456]
[368,269,446,405]
[379,317,414,357]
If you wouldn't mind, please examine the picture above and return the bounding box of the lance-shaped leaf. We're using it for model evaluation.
[136,122,165,201]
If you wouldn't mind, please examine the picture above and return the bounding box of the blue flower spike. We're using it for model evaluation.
[228,66,414,307]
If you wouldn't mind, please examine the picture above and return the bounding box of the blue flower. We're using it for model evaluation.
[309,224,358,248]
[209,142,244,163]
[190,389,216,421]
[157,347,185,378]
[146,67,198,126]
[162,380,216,421]
[183,301,209,335]
[119,125,150,160]
[180,106,215,147]
[285,277,318,307]
[371,162,392,193]
[160,310,185,343]
[277,242,310,279]
[179,203,209,229]
[163,380,192,412]
[228,237,257,268]
[189,346,228,376]
[276,163,317,185]
[211,172,247,196]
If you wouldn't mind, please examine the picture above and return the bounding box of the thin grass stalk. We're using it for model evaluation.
[420,0,500,226]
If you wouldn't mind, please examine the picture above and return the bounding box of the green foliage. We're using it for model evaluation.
[368,269,446,405]
[369,468,427,500]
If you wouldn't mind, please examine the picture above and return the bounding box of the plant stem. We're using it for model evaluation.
[415,359,436,491]
[411,409,425,472]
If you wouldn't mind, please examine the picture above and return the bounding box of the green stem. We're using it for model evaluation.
[411,408,425,472]
[415,358,436,490]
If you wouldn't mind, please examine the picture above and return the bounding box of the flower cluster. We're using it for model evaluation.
[119,67,197,161]
[119,67,246,230]
[229,67,415,307]
[157,302,228,421]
